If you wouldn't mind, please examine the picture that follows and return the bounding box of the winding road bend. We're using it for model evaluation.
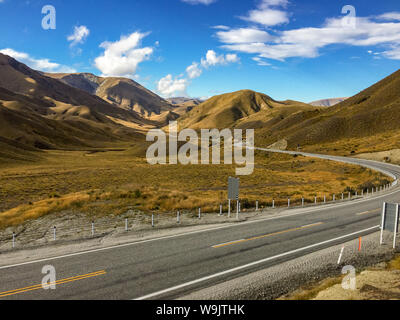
[0,148,399,300]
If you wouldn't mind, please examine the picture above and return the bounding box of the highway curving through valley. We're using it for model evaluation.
[0,148,399,300]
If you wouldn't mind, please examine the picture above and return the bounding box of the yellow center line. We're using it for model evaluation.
[212,222,324,249]
[357,209,380,216]
[0,270,106,298]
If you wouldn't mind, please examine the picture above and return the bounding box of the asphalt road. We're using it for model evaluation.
[0,149,399,300]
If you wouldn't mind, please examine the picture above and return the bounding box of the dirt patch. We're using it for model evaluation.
[356,149,400,165]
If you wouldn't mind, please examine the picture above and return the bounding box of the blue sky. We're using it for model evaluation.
[0,0,400,102]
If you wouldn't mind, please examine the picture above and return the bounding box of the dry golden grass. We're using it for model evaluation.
[0,148,390,229]
[279,277,343,300]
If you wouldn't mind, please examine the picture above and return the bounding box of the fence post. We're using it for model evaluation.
[272,199,275,208]
[53,226,56,241]
[152,214,154,227]
[12,232,15,249]
[348,192,351,200]
[125,218,128,232]
[288,198,290,207]
[220,204,222,216]
[302,198,304,207]
[198,208,201,219]
[91,221,94,236]
[177,211,180,224]
[256,201,259,211]
[228,199,231,218]
[333,194,335,202]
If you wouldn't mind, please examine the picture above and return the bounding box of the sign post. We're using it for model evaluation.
[380,202,400,248]
[228,177,240,219]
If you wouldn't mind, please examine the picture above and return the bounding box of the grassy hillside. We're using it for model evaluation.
[179,89,317,130]
[255,68,400,154]
[47,72,173,117]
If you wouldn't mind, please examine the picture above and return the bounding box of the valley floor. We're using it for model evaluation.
[0,148,390,229]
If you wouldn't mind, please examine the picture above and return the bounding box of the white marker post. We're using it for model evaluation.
[219,205,222,216]
[53,226,56,241]
[177,211,180,224]
[380,202,386,245]
[236,201,239,220]
[315,196,317,205]
[302,198,304,207]
[12,232,15,249]
[256,201,259,211]
[288,198,290,207]
[333,194,335,202]
[198,208,201,220]
[125,218,128,232]
[394,204,399,249]
[91,221,95,236]
[342,193,344,200]
[324,195,326,203]
[151,214,154,228]
[272,199,275,209]
[337,245,345,265]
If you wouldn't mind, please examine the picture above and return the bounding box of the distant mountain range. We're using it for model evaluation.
[166,97,203,106]
[309,98,349,107]
[46,73,173,118]
[1,51,400,161]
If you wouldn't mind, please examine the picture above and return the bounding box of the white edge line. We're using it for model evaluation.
[134,225,380,300]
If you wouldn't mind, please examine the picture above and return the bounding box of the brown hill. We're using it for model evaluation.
[178,89,316,130]
[47,72,173,117]
[0,53,154,161]
[0,53,150,126]
[258,68,400,153]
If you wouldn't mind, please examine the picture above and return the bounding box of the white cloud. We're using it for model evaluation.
[212,25,230,30]
[158,50,239,98]
[383,45,400,59]
[94,32,153,77]
[181,0,216,4]
[216,28,272,44]
[240,0,289,27]
[377,12,400,21]
[186,62,202,79]
[252,56,271,66]
[67,25,90,47]
[157,74,188,97]
[201,50,239,67]
[219,15,400,61]
[0,48,76,73]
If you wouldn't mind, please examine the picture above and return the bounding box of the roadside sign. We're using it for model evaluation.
[380,202,400,248]
[228,177,240,201]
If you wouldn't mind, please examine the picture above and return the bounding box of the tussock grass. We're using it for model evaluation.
[280,277,343,300]
[0,148,390,229]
